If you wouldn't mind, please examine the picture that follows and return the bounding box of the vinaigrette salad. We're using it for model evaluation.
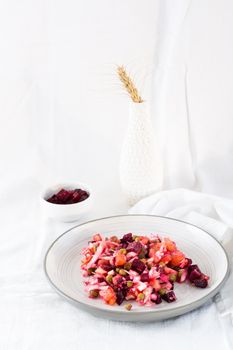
[81,233,209,310]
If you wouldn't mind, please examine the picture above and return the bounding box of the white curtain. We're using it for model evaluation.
[153,0,233,197]
[1,0,233,199]
[1,0,233,205]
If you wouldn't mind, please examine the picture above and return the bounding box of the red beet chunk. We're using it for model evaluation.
[131,259,146,274]
[79,194,89,202]
[127,241,143,254]
[188,264,201,274]
[151,292,162,304]
[47,194,58,203]
[140,272,149,282]
[56,189,72,203]
[120,233,133,243]
[115,287,127,305]
[46,188,89,205]
[193,278,208,288]
[189,269,202,282]
[155,293,162,304]
[186,258,193,266]
[161,291,176,303]
[188,265,202,282]
[71,191,81,203]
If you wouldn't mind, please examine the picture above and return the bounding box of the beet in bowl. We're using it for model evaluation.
[41,183,93,222]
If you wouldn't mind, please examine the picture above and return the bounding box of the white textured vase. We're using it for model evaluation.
[119,102,163,206]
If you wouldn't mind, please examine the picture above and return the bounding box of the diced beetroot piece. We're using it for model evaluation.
[116,291,124,305]
[46,188,89,205]
[97,277,105,283]
[97,259,114,272]
[161,291,176,303]
[79,195,88,202]
[73,189,89,203]
[47,194,58,203]
[193,278,208,288]
[112,275,124,286]
[56,189,71,203]
[120,233,133,243]
[119,242,128,249]
[72,191,81,202]
[186,258,193,266]
[154,293,162,304]
[140,272,149,282]
[188,264,201,275]
[115,287,127,305]
[127,241,143,254]
[75,188,81,193]
[131,259,146,274]
[102,264,114,272]
[78,189,85,196]
[189,269,202,282]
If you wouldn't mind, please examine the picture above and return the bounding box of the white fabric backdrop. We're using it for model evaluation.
[1,0,233,199]
[153,0,233,195]
[1,0,233,349]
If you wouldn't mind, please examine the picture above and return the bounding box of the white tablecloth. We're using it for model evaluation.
[1,182,232,350]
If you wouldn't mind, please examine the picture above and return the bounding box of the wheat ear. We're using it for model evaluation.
[117,65,143,103]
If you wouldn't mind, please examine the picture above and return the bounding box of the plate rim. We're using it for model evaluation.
[44,214,230,317]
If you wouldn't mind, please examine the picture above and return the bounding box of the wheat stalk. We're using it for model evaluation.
[117,65,143,103]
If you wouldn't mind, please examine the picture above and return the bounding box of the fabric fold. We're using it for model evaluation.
[129,188,233,340]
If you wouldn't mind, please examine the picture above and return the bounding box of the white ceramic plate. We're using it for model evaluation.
[44,215,229,322]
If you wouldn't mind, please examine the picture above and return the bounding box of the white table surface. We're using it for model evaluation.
[1,180,232,350]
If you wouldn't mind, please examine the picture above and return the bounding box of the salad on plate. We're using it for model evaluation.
[81,233,209,310]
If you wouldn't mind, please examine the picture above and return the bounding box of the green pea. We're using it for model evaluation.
[89,290,99,298]
[106,275,113,284]
[124,262,132,271]
[125,303,132,311]
[119,269,127,276]
[87,267,96,276]
[127,281,133,288]
[138,292,145,300]
[169,274,177,282]
[158,288,166,296]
